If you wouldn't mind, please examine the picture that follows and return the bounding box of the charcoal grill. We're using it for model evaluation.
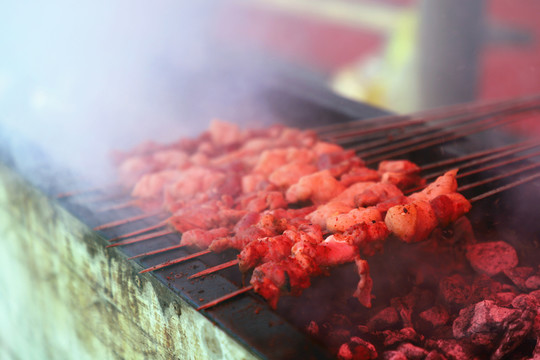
[1,64,540,359]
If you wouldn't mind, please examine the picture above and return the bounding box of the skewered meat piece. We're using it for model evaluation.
[354,183,403,207]
[337,221,390,255]
[317,150,364,177]
[238,235,294,272]
[253,235,368,308]
[385,200,439,243]
[132,169,183,199]
[152,149,191,170]
[385,170,468,243]
[286,170,346,204]
[378,160,425,190]
[354,258,373,307]
[430,193,472,227]
[238,223,324,272]
[180,227,230,248]
[241,173,269,194]
[306,201,354,228]
[409,169,458,202]
[253,221,388,308]
[253,146,318,177]
[333,182,378,207]
[326,207,382,233]
[208,211,295,252]
[168,200,246,233]
[378,160,421,174]
[251,258,312,309]
[207,119,243,147]
[268,162,319,189]
[340,166,381,187]
[239,191,288,213]
[118,155,156,187]
[165,166,228,201]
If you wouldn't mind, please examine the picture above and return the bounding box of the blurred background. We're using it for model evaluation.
[1,0,539,179]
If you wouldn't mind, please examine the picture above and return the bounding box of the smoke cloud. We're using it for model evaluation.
[0,0,221,185]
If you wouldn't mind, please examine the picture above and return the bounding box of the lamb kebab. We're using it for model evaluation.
[113,120,470,310]
[249,169,471,309]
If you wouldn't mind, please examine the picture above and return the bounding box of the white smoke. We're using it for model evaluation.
[0,0,219,185]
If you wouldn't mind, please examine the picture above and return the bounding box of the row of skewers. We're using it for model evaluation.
[60,95,540,311]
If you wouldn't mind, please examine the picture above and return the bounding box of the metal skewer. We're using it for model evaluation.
[93,211,166,231]
[139,249,212,273]
[108,221,167,242]
[458,163,540,193]
[468,172,540,203]
[364,110,536,164]
[188,259,239,279]
[424,142,540,180]
[197,285,254,311]
[95,200,137,213]
[56,184,117,199]
[128,244,186,260]
[315,95,540,136]
[419,141,530,172]
[456,149,540,179]
[340,104,526,150]
[106,229,175,248]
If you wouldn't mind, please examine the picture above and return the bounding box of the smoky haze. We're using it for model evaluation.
[0,0,232,186]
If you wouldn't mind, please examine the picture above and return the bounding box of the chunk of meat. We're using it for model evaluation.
[341,166,381,187]
[168,201,246,232]
[313,141,345,155]
[209,212,288,252]
[241,173,267,194]
[242,191,287,212]
[179,227,230,248]
[354,183,403,207]
[409,169,458,202]
[165,167,226,200]
[430,193,472,227]
[326,207,382,233]
[338,221,390,256]
[315,235,358,266]
[269,162,318,188]
[378,160,421,174]
[208,119,243,147]
[385,200,438,243]
[118,155,155,186]
[238,235,294,272]
[286,170,345,204]
[306,201,354,228]
[251,258,311,309]
[317,150,363,177]
[332,182,378,207]
[254,147,315,176]
[381,172,426,190]
[152,150,190,170]
[354,258,373,308]
[378,159,424,190]
[132,170,183,199]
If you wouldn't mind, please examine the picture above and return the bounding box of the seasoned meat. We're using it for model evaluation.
[286,170,346,204]
[385,200,438,243]
[326,207,382,233]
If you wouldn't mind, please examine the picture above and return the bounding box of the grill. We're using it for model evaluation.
[2,75,540,359]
